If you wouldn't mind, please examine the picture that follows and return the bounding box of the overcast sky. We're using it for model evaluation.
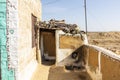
[42,0,120,32]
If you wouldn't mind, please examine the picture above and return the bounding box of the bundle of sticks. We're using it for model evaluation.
[35,19,81,34]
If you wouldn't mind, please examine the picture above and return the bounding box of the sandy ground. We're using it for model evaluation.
[87,32,120,54]
[48,66,92,80]
[31,65,50,80]
[31,64,94,80]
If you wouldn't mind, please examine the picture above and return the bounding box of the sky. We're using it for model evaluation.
[41,0,120,32]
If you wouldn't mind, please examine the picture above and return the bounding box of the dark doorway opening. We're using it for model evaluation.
[40,29,56,65]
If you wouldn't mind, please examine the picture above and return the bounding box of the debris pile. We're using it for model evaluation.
[35,19,82,34]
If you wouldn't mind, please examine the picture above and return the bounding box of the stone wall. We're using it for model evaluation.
[87,45,120,80]
[18,0,41,80]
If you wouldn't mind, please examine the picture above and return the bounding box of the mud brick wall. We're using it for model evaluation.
[88,47,99,72]
[101,54,120,80]
[56,32,84,63]
[88,45,120,80]
[60,35,83,49]
[18,0,42,80]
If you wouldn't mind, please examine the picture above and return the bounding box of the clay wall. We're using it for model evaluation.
[18,0,42,80]
[56,30,84,64]
[88,45,120,80]
[60,35,83,49]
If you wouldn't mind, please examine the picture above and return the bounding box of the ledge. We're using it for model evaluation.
[87,44,120,61]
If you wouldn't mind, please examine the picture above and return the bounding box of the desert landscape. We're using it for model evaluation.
[87,32,120,55]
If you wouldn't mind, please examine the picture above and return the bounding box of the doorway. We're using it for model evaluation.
[40,29,56,65]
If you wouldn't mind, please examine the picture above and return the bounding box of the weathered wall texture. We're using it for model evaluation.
[88,45,120,80]
[60,35,83,49]
[101,54,120,80]
[0,0,17,80]
[88,47,99,72]
[18,0,41,80]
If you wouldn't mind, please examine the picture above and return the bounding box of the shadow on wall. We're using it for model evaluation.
[45,43,120,80]
[57,45,89,70]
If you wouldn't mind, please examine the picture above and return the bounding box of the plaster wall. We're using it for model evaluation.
[88,47,99,72]
[18,0,42,80]
[88,45,120,80]
[56,30,84,63]
[0,0,18,80]
[60,35,83,49]
[101,53,120,80]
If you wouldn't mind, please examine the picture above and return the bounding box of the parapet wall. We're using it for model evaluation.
[87,45,120,80]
